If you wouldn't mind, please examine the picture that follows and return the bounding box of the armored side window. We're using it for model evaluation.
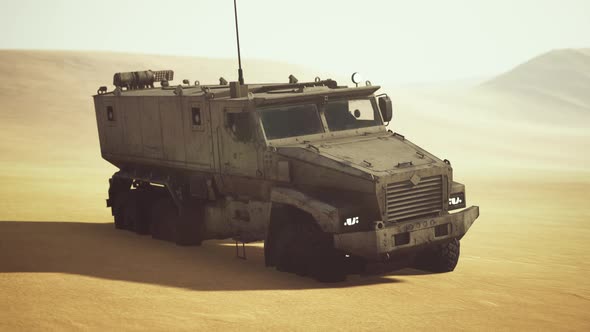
[226,112,255,142]
[191,106,205,131]
[191,107,202,126]
[106,106,115,121]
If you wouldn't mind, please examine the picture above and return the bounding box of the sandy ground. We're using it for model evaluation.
[1,50,589,330]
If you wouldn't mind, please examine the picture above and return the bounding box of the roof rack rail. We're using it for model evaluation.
[251,79,338,94]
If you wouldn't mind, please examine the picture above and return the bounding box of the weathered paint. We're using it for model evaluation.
[94,79,479,255]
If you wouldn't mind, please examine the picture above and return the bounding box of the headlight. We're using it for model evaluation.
[343,216,360,226]
[448,192,466,210]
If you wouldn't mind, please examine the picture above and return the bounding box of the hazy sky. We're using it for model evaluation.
[1,0,589,84]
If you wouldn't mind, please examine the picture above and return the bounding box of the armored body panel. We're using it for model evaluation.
[94,88,215,172]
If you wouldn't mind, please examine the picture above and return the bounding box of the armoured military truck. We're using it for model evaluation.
[93,71,479,281]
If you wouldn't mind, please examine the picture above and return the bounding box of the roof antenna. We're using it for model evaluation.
[233,0,245,85]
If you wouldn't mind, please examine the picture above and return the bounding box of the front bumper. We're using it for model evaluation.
[333,206,480,261]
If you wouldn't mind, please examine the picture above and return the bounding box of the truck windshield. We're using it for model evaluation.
[325,99,382,131]
[259,104,324,139]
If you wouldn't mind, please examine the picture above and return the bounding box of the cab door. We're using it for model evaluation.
[212,104,262,178]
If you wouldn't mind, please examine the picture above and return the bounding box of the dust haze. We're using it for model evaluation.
[0,50,589,330]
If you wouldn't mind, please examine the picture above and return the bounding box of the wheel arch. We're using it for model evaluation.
[269,187,340,233]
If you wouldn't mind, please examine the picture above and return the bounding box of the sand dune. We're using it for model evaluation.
[0,50,589,330]
[390,49,590,174]
[484,48,590,109]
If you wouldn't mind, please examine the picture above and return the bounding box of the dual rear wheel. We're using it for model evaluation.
[111,187,203,246]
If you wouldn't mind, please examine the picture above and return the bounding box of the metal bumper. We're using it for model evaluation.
[333,206,480,261]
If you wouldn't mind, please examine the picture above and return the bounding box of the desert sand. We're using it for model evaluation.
[0,50,589,331]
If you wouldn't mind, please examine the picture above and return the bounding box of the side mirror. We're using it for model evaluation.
[378,95,393,122]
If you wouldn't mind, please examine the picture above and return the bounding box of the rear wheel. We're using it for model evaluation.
[150,197,177,242]
[122,189,153,235]
[414,238,460,273]
[109,179,202,244]
[123,191,139,232]
[149,196,203,246]
[132,189,153,235]
[112,191,130,230]
[174,205,204,246]
[109,176,132,229]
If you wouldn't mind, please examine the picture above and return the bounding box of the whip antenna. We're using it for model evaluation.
[233,0,244,85]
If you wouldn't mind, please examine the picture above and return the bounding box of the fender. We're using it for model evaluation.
[270,187,340,233]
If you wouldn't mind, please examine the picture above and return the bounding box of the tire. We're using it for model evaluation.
[133,189,152,235]
[123,190,153,235]
[149,197,203,246]
[267,209,347,282]
[112,192,130,230]
[174,205,204,246]
[109,176,131,230]
[150,197,176,242]
[123,191,140,233]
[414,238,460,273]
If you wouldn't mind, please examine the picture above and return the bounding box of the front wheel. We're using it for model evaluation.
[414,238,460,273]
[266,209,348,282]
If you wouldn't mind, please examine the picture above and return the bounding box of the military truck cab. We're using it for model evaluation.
[93,72,479,282]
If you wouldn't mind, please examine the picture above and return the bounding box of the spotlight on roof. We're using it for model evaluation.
[351,72,363,87]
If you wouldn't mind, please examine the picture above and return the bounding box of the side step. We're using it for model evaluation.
[235,240,247,260]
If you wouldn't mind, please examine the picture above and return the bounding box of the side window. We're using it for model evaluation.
[106,106,115,121]
[191,105,204,131]
[226,112,255,142]
[192,107,202,125]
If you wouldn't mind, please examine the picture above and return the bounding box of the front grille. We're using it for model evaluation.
[385,175,443,222]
